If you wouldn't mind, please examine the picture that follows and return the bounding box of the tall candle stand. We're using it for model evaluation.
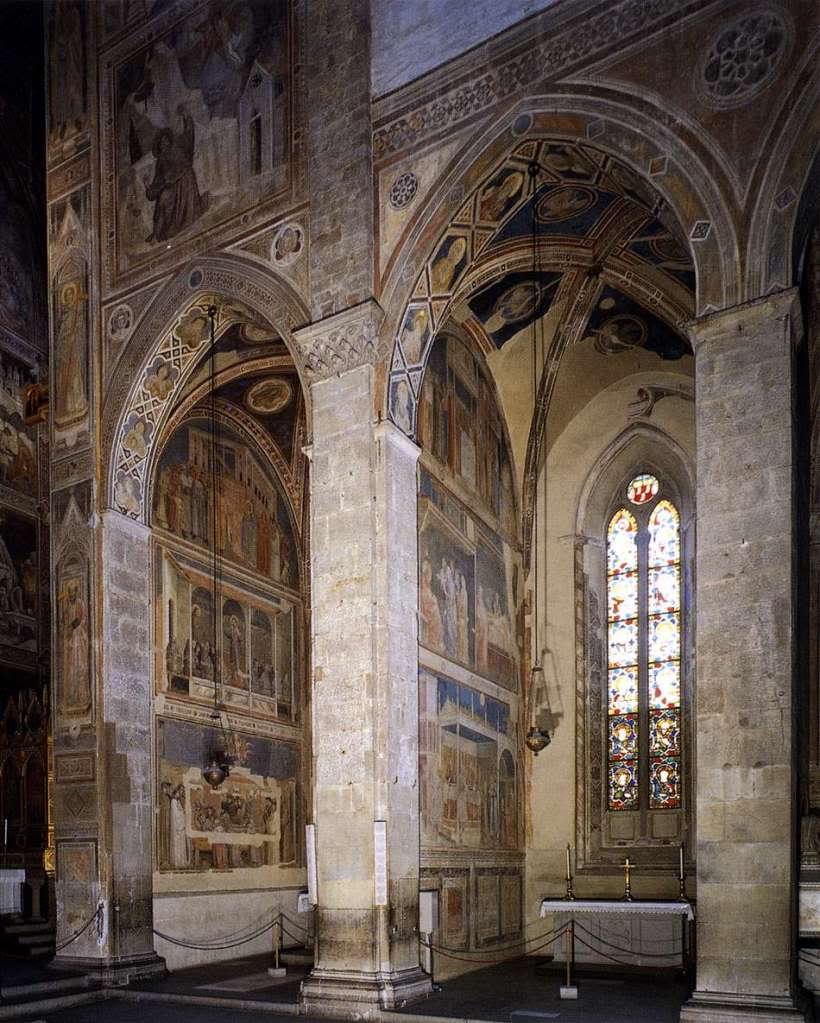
[623,857,633,902]
[564,844,575,900]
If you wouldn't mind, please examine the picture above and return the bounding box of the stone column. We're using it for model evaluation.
[52,511,165,982]
[296,304,431,1018]
[681,289,807,1022]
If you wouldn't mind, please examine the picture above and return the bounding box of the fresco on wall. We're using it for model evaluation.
[48,1,87,147]
[0,510,38,668]
[56,553,91,719]
[417,335,516,538]
[114,0,290,272]
[0,352,38,496]
[157,716,298,871]
[50,188,91,453]
[419,670,517,851]
[0,193,35,341]
[152,419,299,588]
[419,471,519,691]
[156,546,298,722]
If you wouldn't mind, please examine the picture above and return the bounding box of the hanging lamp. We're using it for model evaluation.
[201,304,236,789]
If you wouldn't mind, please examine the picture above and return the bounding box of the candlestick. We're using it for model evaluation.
[623,857,632,902]
[679,842,686,900]
[565,844,575,901]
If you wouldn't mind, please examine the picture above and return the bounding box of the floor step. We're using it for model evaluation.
[4,922,53,936]
[280,949,313,965]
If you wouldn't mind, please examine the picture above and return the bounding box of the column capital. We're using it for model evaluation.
[293,299,386,382]
[686,287,802,355]
[99,506,151,542]
[373,418,421,465]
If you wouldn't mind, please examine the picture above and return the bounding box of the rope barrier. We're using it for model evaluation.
[421,920,568,956]
[572,920,683,960]
[54,903,104,952]
[420,925,570,965]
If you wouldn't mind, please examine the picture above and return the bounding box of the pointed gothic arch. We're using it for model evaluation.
[102,254,310,524]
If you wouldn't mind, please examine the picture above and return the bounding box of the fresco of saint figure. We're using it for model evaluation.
[54,277,88,429]
[430,236,467,294]
[58,568,90,716]
[145,108,207,243]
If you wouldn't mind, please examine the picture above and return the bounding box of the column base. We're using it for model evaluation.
[300,966,432,1018]
[680,990,812,1023]
[49,951,167,987]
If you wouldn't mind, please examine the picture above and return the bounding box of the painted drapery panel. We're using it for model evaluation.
[157,716,299,872]
[111,0,291,277]
[419,669,517,851]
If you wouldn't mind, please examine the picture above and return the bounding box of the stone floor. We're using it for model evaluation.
[2,955,820,1022]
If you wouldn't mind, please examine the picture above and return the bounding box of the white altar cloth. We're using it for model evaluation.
[540,898,694,921]
[0,868,25,914]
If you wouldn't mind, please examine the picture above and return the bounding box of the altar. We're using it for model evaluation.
[540,898,695,996]
[0,868,25,915]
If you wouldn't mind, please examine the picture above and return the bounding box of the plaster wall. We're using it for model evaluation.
[370,0,559,96]
[522,372,694,941]
[153,887,309,971]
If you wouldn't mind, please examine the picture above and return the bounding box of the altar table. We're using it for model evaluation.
[0,869,25,915]
[540,899,695,993]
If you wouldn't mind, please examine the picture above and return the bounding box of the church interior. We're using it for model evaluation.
[0,1,818,1021]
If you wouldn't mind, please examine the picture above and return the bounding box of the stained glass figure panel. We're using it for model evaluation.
[607,509,638,574]
[648,565,680,614]
[608,571,638,620]
[609,761,638,810]
[649,661,680,709]
[649,757,680,809]
[648,613,680,663]
[648,501,680,566]
[609,714,638,759]
[609,618,638,669]
[650,709,680,756]
[608,667,638,715]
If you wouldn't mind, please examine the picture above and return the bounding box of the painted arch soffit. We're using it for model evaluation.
[102,257,310,522]
[385,133,702,438]
[156,359,305,526]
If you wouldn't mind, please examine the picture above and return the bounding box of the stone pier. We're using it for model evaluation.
[52,511,165,983]
[681,289,807,1023]
[297,305,430,1017]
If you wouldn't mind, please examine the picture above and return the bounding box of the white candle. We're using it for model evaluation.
[3,818,7,846]
[679,842,684,880]
[565,844,571,881]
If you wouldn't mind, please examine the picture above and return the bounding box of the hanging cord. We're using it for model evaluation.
[422,919,567,956]
[153,909,284,952]
[421,924,569,965]
[572,920,684,959]
[54,902,104,952]
[207,305,223,720]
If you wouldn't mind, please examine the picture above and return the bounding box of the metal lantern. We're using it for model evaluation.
[525,726,551,755]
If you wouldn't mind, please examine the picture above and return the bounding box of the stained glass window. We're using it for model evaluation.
[626,473,659,506]
[606,480,682,811]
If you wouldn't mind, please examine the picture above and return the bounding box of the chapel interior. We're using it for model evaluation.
[0,1,818,1022]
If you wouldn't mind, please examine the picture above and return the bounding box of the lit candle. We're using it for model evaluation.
[679,842,684,881]
[565,844,571,882]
